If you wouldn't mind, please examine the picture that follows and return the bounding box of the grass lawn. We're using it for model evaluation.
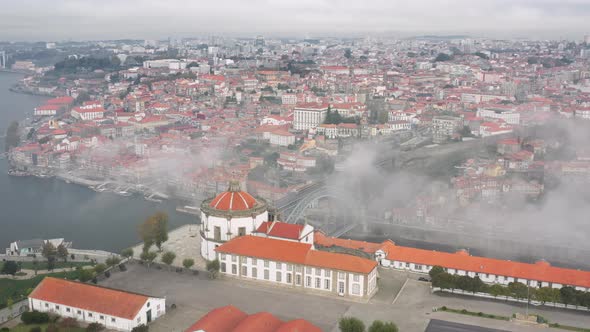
[1,261,93,271]
[10,323,85,332]
[0,270,81,309]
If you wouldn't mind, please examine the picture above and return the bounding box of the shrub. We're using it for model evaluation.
[461,309,468,314]
[440,306,447,311]
[21,311,50,324]
[119,263,127,271]
[1,327,10,331]
[338,317,365,332]
[91,277,98,284]
[86,322,105,332]
[477,312,483,316]
[59,317,80,328]
[28,327,41,332]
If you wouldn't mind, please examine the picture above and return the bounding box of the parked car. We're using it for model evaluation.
[418,277,431,282]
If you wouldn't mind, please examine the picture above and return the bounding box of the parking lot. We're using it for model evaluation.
[100,265,590,332]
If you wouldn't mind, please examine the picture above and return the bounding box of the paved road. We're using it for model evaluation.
[425,319,508,332]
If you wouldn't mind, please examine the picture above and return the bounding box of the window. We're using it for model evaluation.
[315,268,321,276]
[287,273,292,283]
[242,265,247,276]
[252,267,258,278]
[137,317,141,323]
[338,281,345,294]
[147,302,150,307]
[88,313,93,317]
[252,258,257,265]
[77,310,82,315]
[264,269,269,280]
[325,279,330,290]
[306,276,311,287]
[306,267,311,274]
[66,308,71,313]
[276,271,282,282]
[100,315,104,319]
[325,270,331,278]
[231,264,237,274]
[55,305,60,310]
[352,284,360,295]
[264,260,269,268]
[214,226,221,241]
[338,272,346,280]
[287,264,293,271]
[231,255,237,262]
[295,266,302,273]
[315,278,321,288]
[111,318,116,323]
[220,253,226,261]
[353,274,360,282]
[220,262,226,273]
[405,262,409,268]
[415,264,422,271]
[45,303,49,308]
[296,274,302,285]
[276,262,282,270]
[238,227,246,236]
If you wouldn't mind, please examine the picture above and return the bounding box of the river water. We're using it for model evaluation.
[0,72,195,252]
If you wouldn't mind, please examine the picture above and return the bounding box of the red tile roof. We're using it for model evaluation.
[184,305,247,332]
[256,221,304,240]
[209,191,257,211]
[184,306,321,332]
[29,277,151,319]
[216,236,377,274]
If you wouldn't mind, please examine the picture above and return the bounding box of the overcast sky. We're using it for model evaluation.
[1,0,589,41]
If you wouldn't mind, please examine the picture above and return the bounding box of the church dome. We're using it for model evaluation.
[208,181,258,211]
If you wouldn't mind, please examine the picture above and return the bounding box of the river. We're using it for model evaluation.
[0,72,195,252]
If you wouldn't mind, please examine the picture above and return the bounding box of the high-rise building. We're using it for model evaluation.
[255,35,265,47]
[0,51,6,69]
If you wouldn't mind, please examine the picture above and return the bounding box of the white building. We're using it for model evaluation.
[34,104,60,116]
[293,104,329,131]
[268,130,295,147]
[29,277,165,331]
[477,107,520,125]
[200,181,269,261]
[71,105,105,121]
[216,234,378,299]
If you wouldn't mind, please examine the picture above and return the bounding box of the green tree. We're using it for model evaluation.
[560,286,578,306]
[74,91,91,105]
[32,259,39,276]
[182,258,195,270]
[508,282,528,300]
[94,264,107,274]
[7,297,14,310]
[78,269,95,282]
[86,322,105,332]
[368,320,398,332]
[432,272,456,292]
[429,266,445,279]
[57,244,69,262]
[534,287,554,305]
[42,242,57,271]
[131,324,149,332]
[106,256,121,267]
[206,259,220,279]
[121,248,134,260]
[488,284,507,299]
[1,261,19,276]
[5,121,20,152]
[140,251,157,268]
[434,53,452,62]
[339,317,365,332]
[161,251,176,270]
[139,212,169,252]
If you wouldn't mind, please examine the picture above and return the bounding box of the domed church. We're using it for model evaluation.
[199,181,268,260]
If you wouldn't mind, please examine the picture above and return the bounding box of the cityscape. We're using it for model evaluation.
[2,1,590,332]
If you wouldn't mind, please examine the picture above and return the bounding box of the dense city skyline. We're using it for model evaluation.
[1,0,590,41]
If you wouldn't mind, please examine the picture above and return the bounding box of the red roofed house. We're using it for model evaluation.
[253,221,315,244]
[215,234,378,299]
[184,305,321,332]
[29,277,165,331]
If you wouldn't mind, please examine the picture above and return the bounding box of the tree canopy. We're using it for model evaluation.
[139,211,169,252]
[1,261,19,275]
[368,320,398,332]
[339,317,365,332]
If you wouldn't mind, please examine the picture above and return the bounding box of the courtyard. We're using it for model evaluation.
[98,264,590,332]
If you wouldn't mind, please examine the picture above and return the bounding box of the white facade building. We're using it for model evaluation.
[293,104,328,131]
[477,108,520,125]
[29,277,165,331]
